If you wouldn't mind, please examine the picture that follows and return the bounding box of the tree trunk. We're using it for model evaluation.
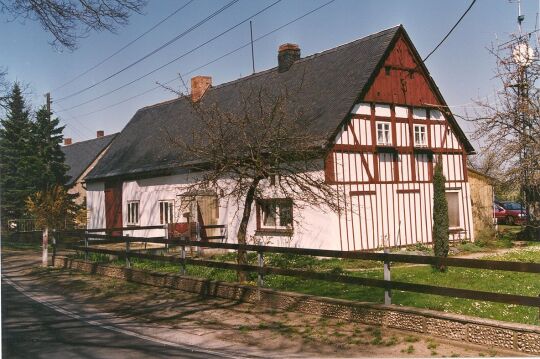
[236,177,261,282]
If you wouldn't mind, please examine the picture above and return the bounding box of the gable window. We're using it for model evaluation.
[258,199,293,231]
[159,200,174,224]
[414,124,427,147]
[445,192,461,228]
[376,122,391,146]
[127,201,139,225]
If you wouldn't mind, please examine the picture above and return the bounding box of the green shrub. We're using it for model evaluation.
[432,157,449,270]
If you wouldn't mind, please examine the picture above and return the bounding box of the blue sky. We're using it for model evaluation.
[1,0,536,148]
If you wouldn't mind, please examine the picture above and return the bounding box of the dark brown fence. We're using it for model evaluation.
[49,230,540,309]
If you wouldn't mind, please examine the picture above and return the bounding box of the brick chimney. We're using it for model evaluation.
[191,76,212,102]
[278,43,300,72]
[97,130,104,138]
[64,138,72,145]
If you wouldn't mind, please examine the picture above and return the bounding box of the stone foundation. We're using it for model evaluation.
[52,256,540,355]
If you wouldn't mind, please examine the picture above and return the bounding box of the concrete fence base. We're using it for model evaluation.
[53,256,540,355]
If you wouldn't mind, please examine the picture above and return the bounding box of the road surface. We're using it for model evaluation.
[2,279,235,359]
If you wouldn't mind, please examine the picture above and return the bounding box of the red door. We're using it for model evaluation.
[105,181,123,236]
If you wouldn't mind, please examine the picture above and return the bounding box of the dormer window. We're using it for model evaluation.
[414,124,427,147]
[376,122,391,146]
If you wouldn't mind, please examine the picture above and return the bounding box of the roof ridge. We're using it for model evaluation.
[137,25,402,113]
[63,133,118,147]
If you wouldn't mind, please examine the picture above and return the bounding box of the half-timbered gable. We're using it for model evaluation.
[325,31,474,250]
[85,25,475,251]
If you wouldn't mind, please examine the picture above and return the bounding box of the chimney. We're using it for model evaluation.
[278,43,300,72]
[64,138,72,145]
[96,130,104,138]
[191,76,212,102]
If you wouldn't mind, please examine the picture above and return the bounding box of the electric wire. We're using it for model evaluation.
[422,0,477,62]
[60,0,284,112]
[64,0,336,118]
[56,0,240,103]
[53,0,195,92]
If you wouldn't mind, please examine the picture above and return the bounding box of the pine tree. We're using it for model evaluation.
[432,156,449,271]
[0,83,34,219]
[31,106,69,191]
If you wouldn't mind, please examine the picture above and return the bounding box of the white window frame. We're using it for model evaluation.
[259,199,293,230]
[413,124,427,147]
[376,121,392,146]
[159,200,174,225]
[127,201,140,226]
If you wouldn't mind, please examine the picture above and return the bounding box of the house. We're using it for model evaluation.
[84,25,475,250]
[62,131,117,205]
[467,168,495,240]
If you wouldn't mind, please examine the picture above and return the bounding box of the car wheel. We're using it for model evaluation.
[506,216,515,225]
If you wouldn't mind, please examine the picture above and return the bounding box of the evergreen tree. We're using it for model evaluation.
[0,83,34,219]
[31,106,69,190]
[432,156,449,271]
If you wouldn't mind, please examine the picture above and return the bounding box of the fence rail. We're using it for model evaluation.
[48,233,540,309]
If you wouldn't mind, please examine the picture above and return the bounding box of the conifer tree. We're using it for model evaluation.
[432,156,449,271]
[31,106,69,190]
[0,83,34,219]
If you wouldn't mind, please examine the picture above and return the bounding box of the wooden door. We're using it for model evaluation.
[196,195,219,239]
[105,181,123,236]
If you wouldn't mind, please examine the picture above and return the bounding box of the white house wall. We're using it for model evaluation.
[86,181,106,230]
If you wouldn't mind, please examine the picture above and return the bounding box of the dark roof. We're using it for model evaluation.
[86,25,473,181]
[62,133,117,184]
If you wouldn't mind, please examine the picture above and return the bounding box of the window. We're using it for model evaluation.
[159,200,174,224]
[127,201,139,225]
[445,192,460,228]
[258,199,293,230]
[414,124,427,147]
[376,122,391,145]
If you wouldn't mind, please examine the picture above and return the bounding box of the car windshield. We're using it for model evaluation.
[503,202,523,211]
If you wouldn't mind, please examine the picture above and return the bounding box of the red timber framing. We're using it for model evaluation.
[325,31,472,250]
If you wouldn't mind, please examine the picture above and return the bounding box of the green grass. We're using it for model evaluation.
[67,246,540,325]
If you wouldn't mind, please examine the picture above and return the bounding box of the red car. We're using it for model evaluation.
[494,201,528,225]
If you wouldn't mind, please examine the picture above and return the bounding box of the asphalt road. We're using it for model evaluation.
[2,280,233,359]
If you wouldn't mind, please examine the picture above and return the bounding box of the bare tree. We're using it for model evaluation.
[468,36,540,221]
[1,0,145,50]
[165,81,339,281]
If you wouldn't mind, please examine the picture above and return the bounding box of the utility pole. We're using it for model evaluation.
[514,0,532,225]
[45,92,51,120]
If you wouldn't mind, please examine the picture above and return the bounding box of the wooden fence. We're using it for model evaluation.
[49,230,540,309]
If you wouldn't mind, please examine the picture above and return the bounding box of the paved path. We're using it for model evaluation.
[1,279,239,359]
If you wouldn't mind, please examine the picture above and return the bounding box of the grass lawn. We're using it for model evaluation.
[79,244,540,326]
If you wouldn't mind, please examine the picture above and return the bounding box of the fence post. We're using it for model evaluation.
[180,241,186,275]
[164,224,169,252]
[125,234,131,268]
[257,250,264,287]
[42,227,49,267]
[84,231,89,261]
[383,248,392,305]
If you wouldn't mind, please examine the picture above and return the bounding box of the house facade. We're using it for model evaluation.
[85,25,475,250]
[62,131,117,205]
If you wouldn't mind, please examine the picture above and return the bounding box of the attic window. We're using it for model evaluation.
[385,66,391,75]
[430,109,444,121]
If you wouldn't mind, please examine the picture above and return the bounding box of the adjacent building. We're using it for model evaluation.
[62,131,117,205]
[85,25,475,250]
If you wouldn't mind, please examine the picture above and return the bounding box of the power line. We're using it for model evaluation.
[64,0,337,119]
[53,0,195,92]
[56,0,240,103]
[422,0,476,62]
[60,0,284,112]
